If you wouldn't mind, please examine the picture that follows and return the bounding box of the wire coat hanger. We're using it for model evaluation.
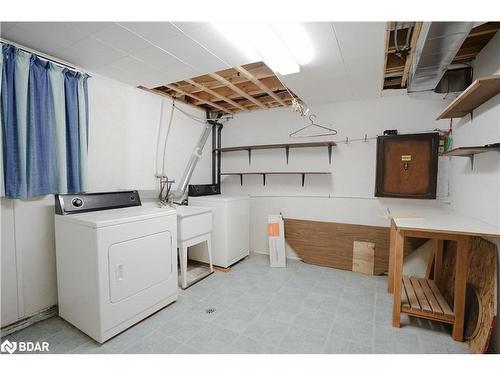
[289,114,338,138]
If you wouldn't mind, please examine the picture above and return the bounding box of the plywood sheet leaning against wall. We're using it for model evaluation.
[438,237,498,353]
[352,241,375,275]
[283,218,425,275]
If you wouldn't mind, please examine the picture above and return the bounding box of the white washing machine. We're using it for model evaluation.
[54,191,178,343]
[188,195,250,268]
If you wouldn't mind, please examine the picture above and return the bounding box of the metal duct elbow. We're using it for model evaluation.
[171,122,213,204]
[408,22,475,96]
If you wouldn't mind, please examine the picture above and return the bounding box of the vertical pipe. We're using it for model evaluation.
[217,124,223,187]
[211,121,217,185]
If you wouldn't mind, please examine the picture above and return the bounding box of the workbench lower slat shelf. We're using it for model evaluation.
[401,277,455,323]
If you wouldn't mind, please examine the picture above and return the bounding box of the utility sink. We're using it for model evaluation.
[176,205,214,289]
[176,205,213,241]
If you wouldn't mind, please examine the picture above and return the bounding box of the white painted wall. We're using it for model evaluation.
[1,198,19,325]
[448,32,500,353]
[222,95,451,257]
[88,76,212,193]
[1,73,212,328]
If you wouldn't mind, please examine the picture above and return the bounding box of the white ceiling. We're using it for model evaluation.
[0,22,386,105]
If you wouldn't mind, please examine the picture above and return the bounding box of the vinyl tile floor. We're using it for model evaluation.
[1,253,470,354]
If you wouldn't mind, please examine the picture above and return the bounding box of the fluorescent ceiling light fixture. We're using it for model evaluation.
[212,22,313,75]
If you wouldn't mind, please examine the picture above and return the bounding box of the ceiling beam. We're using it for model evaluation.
[382,22,391,90]
[234,66,288,106]
[468,23,500,38]
[453,51,482,61]
[186,79,249,112]
[164,84,232,114]
[138,85,205,113]
[191,72,276,94]
[386,65,405,74]
[208,73,268,110]
[195,89,292,106]
[401,22,422,87]
[192,79,286,106]
[174,66,276,95]
[467,29,499,38]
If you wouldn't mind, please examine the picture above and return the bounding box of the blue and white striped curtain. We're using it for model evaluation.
[0,43,89,199]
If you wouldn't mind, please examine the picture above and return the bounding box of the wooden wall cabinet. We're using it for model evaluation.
[375,133,439,199]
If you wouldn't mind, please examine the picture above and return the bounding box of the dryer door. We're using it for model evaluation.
[108,231,172,303]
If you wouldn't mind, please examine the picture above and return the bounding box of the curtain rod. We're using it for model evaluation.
[0,38,81,73]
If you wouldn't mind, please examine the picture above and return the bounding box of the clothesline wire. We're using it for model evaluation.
[333,128,450,144]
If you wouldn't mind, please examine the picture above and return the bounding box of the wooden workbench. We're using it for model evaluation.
[387,209,500,341]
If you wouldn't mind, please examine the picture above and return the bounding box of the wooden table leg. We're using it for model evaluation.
[388,220,396,294]
[392,229,405,328]
[432,239,444,285]
[452,236,470,341]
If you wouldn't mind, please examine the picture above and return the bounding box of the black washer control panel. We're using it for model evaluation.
[55,191,142,215]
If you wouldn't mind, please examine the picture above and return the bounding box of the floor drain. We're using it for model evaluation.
[205,307,216,314]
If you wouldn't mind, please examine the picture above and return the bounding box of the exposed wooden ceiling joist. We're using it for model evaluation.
[172,64,276,95]
[148,61,298,114]
[467,22,500,38]
[191,78,287,106]
[234,66,287,106]
[382,24,391,91]
[186,79,249,112]
[165,84,232,114]
[208,72,268,109]
[401,22,422,87]
[214,91,294,112]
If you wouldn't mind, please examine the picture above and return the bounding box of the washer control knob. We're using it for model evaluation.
[71,198,83,208]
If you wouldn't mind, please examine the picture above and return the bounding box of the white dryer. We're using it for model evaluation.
[54,191,177,343]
